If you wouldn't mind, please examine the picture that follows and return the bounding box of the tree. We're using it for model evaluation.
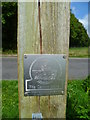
[2,2,17,51]
[2,3,90,51]
[70,12,89,47]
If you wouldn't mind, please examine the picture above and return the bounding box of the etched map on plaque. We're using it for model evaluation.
[24,54,66,96]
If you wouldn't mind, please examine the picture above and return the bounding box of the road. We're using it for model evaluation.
[69,58,89,80]
[0,57,90,80]
[1,57,17,80]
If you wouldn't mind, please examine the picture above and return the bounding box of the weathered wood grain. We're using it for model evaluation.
[18,2,70,119]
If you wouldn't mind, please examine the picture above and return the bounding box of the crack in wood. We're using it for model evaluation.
[38,0,42,113]
[38,0,42,54]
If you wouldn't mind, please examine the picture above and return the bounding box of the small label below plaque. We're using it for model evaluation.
[24,54,66,96]
[32,113,42,120]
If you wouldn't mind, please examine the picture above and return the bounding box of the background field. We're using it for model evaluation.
[0,47,89,58]
[69,47,88,58]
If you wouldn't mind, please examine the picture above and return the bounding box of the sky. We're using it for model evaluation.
[71,2,89,35]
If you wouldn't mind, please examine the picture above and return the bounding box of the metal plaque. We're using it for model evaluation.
[24,54,66,96]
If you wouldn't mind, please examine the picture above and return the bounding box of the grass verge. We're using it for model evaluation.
[2,80,19,118]
[0,47,89,58]
[1,77,90,119]
[69,47,88,58]
[66,78,89,119]
[1,50,17,55]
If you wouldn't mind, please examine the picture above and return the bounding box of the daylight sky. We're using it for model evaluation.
[71,2,89,34]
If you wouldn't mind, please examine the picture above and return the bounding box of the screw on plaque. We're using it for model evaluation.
[61,91,64,94]
[24,92,28,96]
[24,55,27,59]
[63,55,66,59]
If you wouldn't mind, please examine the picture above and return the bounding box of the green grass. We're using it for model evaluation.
[2,80,19,118]
[69,47,88,58]
[3,50,17,55]
[1,77,90,119]
[0,48,2,54]
[1,49,17,55]
[66,79,89,119]
[0,47,89,58]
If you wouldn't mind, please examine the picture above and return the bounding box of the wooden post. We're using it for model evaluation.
[18,2,70,119]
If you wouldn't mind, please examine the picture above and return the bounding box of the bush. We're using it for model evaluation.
[2,3,17,51]
[82,76,90,95]
[66,77,90,120]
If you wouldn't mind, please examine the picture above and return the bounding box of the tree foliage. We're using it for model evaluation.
[1,3,90,51]
[2,2,17,51]
[70,12,90,47]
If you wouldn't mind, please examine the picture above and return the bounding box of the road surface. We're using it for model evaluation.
[69,58,89,80]
[0,57,90,80]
